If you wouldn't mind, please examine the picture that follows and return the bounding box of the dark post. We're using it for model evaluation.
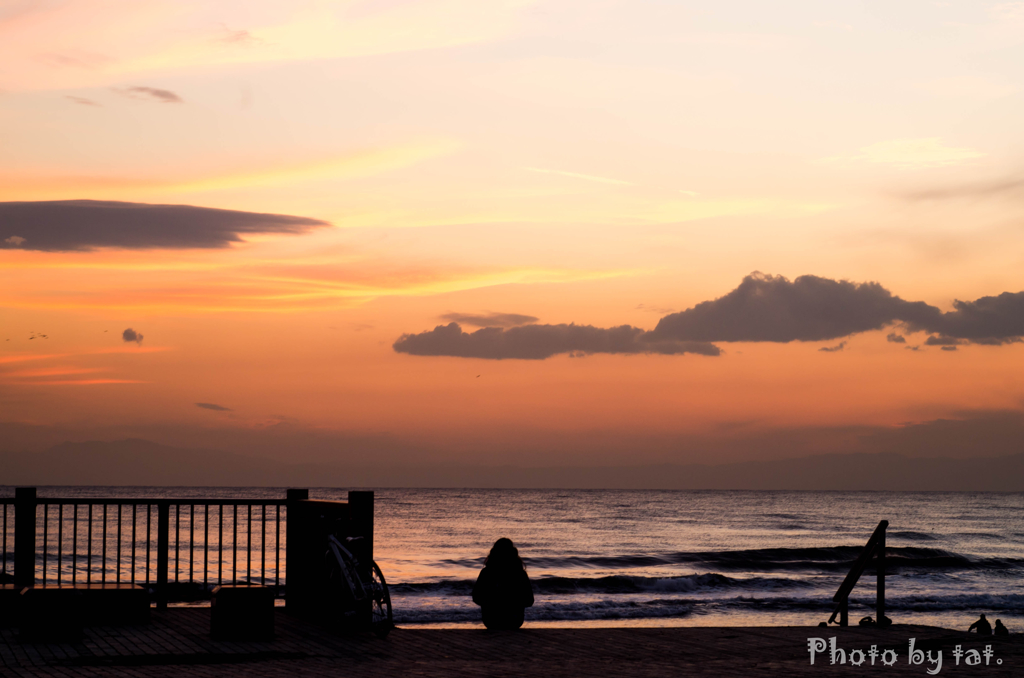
[285,489,309,613]
[348,491,374,627]
[877,526,886,623]
[14,487,37,587]
[156,502,170,609]
[348,491,374,576]
[839,599,849,627]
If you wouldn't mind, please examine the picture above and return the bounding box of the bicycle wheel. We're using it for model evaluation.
[369,561,393,639]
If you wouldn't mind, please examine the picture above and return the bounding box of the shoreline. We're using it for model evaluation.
[3,609,1020,677]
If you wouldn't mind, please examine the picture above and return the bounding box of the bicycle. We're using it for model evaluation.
[325,533,393,638]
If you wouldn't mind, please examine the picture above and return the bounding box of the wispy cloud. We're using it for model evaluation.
[525,167,633,186]
[0,140,458,200]
[196,402,231,411]
[65,95,100,106]
[114,85,182,103]
[835,138,985,169]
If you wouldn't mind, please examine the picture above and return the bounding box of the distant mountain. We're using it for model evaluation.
[2,438,1023,490]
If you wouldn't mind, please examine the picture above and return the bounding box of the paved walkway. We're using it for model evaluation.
[1,610,1021,677]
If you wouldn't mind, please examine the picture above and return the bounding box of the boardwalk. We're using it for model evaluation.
[1,610,1021,677]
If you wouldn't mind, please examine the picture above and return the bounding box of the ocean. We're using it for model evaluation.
[8,487,1024,631]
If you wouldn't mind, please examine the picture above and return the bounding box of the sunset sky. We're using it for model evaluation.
[3,0,1024,471]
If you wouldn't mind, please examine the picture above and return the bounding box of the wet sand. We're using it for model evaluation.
[1,609,1021,677]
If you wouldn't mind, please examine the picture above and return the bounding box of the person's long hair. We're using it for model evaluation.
[485,537,525,572]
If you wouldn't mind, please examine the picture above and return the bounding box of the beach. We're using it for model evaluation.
[2,609,1021,677]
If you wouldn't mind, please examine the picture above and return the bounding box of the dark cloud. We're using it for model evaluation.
[122,328,143,344]
[65,95,100,107]
[924,335,964,346]
[941,346,958,352]
[115,86,183,103]
[907,291,1024,344]
[0,200,328,251]
[649,272,1024,346]
[439,312,539,328]
[196,403,232,412]
[818,341,846,353]
[648,273,940,343]
[886,332,906,343]
[395,272,1024,360]
[393,322,720,360]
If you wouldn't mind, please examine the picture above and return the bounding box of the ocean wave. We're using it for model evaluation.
[391,572,812,597]
[715,593,1024,613]
[438,546,1024,573]
[889,531,937,541]
[393,597,697,624]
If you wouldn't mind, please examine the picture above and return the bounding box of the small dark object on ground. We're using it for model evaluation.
[211,584,275,641]
[18,586,84,641]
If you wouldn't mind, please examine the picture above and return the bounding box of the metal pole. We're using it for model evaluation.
[877,527,886,623]
[14,487,37,587]
[285,489,308,613]
[156,503,170,609]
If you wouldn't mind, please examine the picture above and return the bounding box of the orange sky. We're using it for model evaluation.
[3,0,1024,467]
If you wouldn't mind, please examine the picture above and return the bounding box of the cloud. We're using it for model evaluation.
[115,86,182,103]
[841,138,984,168]
[218,27,261,46]
[941,346,958,352]
[122,328,143,344]
[908,292,1024,344]
[648,273,940,343]
[651,273,1024,346]
[65,95,100,106]
[818,341,846,353]
[924,335,964,346]
[395,273,1024,360]
[196,402,231,411]
[886,332,906,343]
[0,200,328,251]
[439,312,539,328]
[903,176,1024,201]
[393,322,720,360]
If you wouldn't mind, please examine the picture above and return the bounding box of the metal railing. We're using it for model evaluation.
[0,488,304,607]
[1,487,372,615]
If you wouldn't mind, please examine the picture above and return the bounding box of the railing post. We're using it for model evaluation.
[156,502,170,609]
[14,487,37,588]
[348,491,374,578]
[285,489,309,614]
[349,491,374,628]
[877,526,886,622]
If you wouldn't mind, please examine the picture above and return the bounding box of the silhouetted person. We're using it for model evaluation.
[994,619,1009,636]
[472,538,534,630]
[969,614,992,635]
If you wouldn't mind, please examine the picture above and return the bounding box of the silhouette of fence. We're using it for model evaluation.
[0,488,372,610]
